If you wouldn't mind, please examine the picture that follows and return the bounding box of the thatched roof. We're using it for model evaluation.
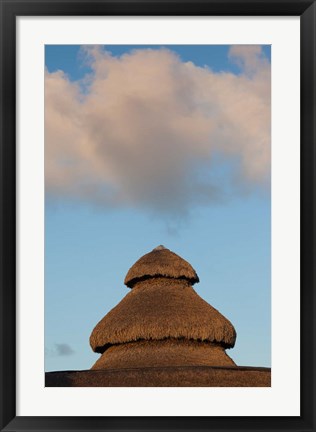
[90,278,236,353]
[46,366,271,387]
[124,245,199,288]
[91,339,236,370]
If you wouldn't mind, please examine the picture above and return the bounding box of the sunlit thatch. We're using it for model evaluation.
[91,339,236,370]
[124,245,199,288]
[90,277,236,353]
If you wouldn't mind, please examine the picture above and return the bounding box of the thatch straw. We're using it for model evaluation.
[90,278,236,353]
[91,339,236,370]
[46,367,271,387]
[45,366,271,386]
[124,246,199,288]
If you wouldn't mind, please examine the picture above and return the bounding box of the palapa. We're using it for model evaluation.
[90,246,237,369]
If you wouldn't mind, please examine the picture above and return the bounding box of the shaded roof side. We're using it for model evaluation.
[90,279,236,353]
[124,247,199,288]
[45,367,271,387]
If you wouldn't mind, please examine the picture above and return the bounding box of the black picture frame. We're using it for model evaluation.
[1,0,315,431]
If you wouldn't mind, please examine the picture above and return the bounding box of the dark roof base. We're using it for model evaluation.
[45,365,271,387]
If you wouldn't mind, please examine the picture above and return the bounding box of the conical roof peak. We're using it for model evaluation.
[153,245,167,251]
[124,246,199,288]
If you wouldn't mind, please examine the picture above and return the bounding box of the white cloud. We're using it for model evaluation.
[45,45,270,216]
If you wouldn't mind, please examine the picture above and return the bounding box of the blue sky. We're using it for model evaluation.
[45,45,271,372]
